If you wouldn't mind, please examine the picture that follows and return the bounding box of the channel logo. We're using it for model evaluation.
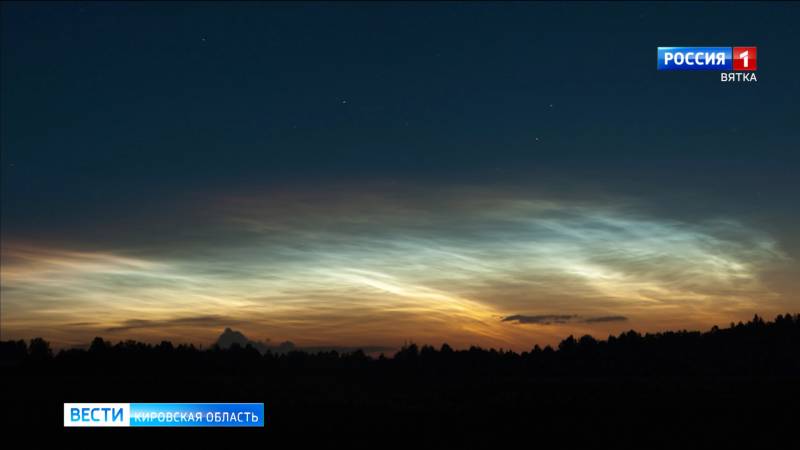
[658,46,758,82]
[64,403,264,427]
[732,47,757,71]
[658,47,732,71]
[657,47,757,71]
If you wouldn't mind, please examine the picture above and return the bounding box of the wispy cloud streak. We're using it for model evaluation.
[0,187,788,349]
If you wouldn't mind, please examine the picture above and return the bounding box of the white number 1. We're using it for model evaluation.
[740,50,749,68]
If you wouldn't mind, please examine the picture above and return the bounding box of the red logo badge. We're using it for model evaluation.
[733,47,757,71]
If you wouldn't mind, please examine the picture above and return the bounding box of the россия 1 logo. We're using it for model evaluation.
[657,46,757,82]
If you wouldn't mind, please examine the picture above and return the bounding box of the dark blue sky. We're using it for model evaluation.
[4,3,798,211]
[1,2,798,347]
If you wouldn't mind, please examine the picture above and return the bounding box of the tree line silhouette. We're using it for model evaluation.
[2,314,798,445]
[3,313,798,376]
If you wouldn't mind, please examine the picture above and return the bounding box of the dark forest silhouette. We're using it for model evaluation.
[2,314,798,445]
[3,313,798,375]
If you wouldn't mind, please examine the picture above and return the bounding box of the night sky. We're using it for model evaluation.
[2,2,798,350]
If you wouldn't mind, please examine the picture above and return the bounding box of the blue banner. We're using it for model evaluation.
[64,403,264,427]
[657,47,732,71]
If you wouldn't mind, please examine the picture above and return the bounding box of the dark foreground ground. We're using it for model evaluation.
[2,314,798,446]
[4,373,798,446]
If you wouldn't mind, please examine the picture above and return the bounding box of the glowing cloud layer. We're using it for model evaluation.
[0,188,788,350]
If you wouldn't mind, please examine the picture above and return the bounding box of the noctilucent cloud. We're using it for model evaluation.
[2,3,798,349]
